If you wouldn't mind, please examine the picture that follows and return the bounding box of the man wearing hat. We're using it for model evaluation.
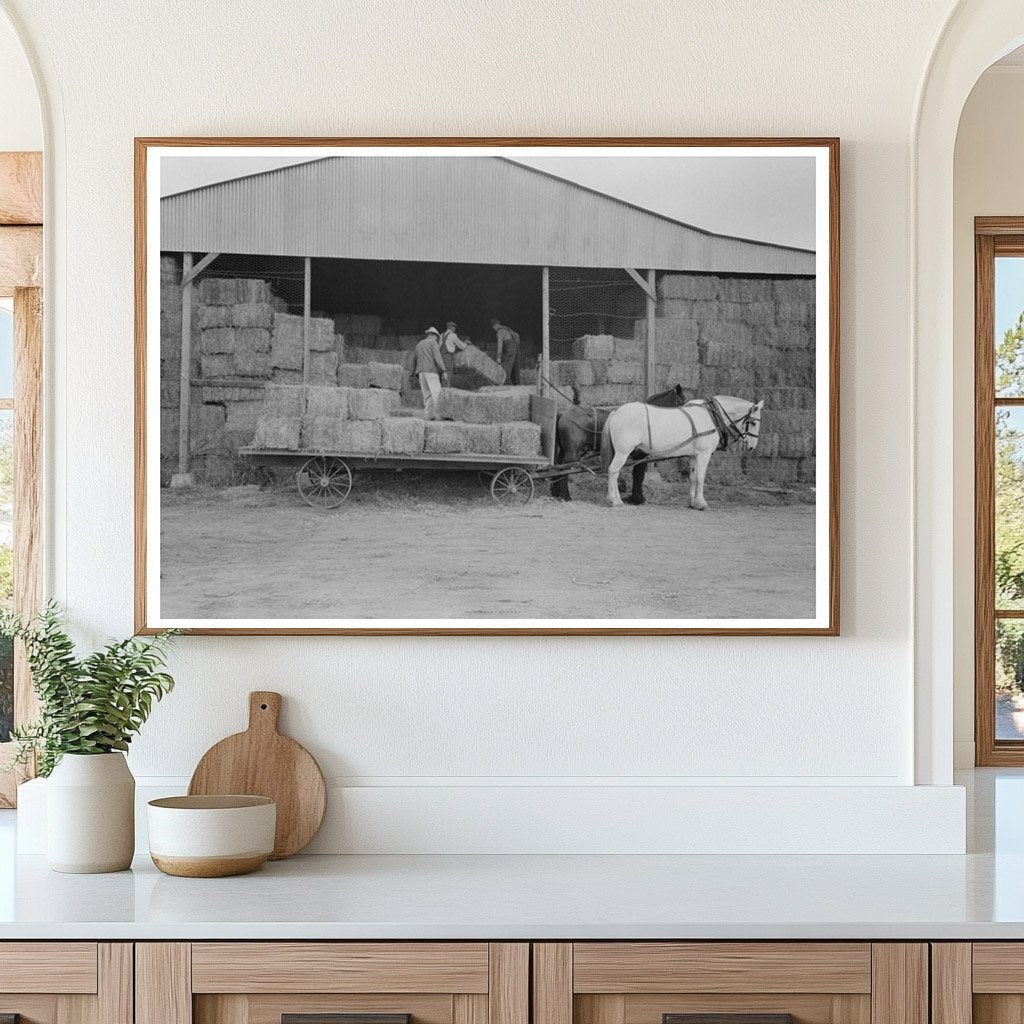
[413,327,448,419]
[491,318,521,385]
[440,320,467,382]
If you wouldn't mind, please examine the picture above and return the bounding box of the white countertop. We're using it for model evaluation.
[1,769,1022,941]
[1,849,1023,940]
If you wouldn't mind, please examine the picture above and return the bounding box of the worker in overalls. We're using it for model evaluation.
[440,320,467,380]
[491,318,521,385]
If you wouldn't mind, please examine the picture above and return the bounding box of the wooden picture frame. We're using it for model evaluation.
[135,137,839,636]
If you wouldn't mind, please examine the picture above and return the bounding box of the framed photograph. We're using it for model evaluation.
[135,137,838,636]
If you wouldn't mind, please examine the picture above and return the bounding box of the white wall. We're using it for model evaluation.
[0,10,39,152]
[0,0,973,852]
[952,66,1024,767]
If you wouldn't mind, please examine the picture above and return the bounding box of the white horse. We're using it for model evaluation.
[601,395,764,509]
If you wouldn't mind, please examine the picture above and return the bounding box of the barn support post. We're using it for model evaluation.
[302,256,312,386]
[624,267,658,396]
[171,251,194,488]
[540,265,550,396]
[646,267,656,395]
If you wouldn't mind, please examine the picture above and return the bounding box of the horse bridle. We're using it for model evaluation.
[711,398,760,447]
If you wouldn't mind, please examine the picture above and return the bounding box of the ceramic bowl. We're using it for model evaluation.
[147,795,276,877]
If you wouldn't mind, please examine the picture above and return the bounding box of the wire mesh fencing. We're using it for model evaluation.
[547,267,646,361]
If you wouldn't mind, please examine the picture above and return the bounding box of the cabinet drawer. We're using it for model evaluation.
[139,943,528,1024]
[572,944,872,994]
[0,942,99,994]
[0,943,130,1024]
[534,944,925,1024]
[191,943,491,994]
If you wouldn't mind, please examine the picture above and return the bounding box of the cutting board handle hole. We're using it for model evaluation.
[260,702,268,710]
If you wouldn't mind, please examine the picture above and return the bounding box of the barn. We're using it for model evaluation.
[158,156,817,488]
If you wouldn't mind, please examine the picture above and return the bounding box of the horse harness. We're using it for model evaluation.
[642,397,756,459]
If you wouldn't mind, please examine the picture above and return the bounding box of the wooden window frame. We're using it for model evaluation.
[0,151,43,806]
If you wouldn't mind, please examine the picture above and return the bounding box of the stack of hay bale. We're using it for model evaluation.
[269,312,340,385]
[252,382,402,453]
[431,388,542,457]
[250,384,542,460]
[546,334,647,407]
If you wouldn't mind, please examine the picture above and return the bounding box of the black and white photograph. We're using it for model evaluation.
[137,140,837,634]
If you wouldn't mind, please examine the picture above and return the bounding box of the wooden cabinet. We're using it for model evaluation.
[136,944,528,1024]
[0,943,132,1024]
[932,943,1024,1024]
[532,944,928,1024]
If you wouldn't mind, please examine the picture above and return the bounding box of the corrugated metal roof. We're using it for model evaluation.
[160,156,815,275]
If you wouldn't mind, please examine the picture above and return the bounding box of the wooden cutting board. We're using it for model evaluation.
[188,691,326,859]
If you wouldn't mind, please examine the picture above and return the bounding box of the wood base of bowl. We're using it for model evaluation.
[151,853,269,878]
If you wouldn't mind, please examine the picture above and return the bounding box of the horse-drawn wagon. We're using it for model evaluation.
[239,393,564,508]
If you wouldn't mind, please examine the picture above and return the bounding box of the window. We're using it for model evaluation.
[975,220,1024,764]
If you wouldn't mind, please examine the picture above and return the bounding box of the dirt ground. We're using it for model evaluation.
[159,470,817,621]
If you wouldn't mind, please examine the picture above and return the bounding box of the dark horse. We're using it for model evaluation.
[551,384,694,502]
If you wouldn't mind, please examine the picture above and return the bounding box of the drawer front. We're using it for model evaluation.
[140,943,528,1024]
[534,944,926,1024]
[0,943,130,1024]
[572,944,872,995]
[0,942,99,994]
[191,944,491,994]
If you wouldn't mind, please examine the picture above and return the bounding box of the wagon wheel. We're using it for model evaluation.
[490,466,535,505]
[296,456,352,509]
[477,471,493,490]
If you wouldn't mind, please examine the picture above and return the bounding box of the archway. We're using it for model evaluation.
[914,0,1024,785]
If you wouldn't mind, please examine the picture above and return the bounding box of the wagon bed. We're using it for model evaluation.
[238,394,559,507]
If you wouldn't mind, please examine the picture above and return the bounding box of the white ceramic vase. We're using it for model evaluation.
[46,752,135,873]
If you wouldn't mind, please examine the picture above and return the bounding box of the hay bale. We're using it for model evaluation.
[347,388,400,420]
[614,337,644,361]
[436,388,528,424]
[337,363,371,388]
[463,423,502,454]
[231,303,275,329]
[459,344,506,385]
[606,360,642,385]
[572,334,615,360]
[435,388,473,422]
[252,416,300,450]
[658,274,718,301]
[366,361,406,390]
[380,416,426,455]
[224,400,263,435]
[271,313,303,370]
[424,420,472,454]
[262,383,306,417]
[702,320,753,347]
[309,351,339,385]
[300,418,346,452]
[201,327,270,357]
[200,352,271,378]
[198,279,241,305]
[197,305,233,329]
[305,385,349,419]
[331,420,382,453]
[201,328,236,355]
[575,384,644,407]
[773,278,816,302]
[499,421,542,457]
[235,280,271,304]
[476,386,532,420]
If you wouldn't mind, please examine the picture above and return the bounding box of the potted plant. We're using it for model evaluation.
[2,603,178,873]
